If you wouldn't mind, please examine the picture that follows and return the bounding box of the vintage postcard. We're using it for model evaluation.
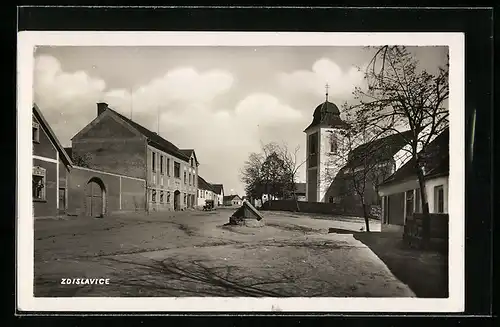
[17,31,464,312]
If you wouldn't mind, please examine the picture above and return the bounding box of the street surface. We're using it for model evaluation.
[34,208,415,297]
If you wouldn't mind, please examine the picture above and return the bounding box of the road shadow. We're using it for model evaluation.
[353,232,449,298]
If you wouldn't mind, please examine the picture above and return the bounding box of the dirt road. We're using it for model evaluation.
[34,208,415,297]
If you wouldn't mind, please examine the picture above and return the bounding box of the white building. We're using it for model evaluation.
[304,89,349,202]
[378,128,449,233]
[197,175,217,208]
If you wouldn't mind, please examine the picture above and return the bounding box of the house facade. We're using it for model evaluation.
[223,195,242,206]
[32,104,73,218]
[210,184,224,207]
[294,183,307,201]
[197,175,216,208]
[378,128,449,233]
[304,91,350,203]
[70,102,198,212]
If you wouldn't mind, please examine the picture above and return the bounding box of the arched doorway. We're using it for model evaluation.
[85,177,106,218]
[173,190,181,211]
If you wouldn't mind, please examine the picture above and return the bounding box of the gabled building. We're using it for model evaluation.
[210,183,224,207]
[323,130,413,210]
[293,183,307,201]
[223,195,243,207]
[197,175,216,208]
[378,128,449,232]
[70,102,198,212]
[32,104,73,218]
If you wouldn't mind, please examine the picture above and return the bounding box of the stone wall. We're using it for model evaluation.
[261,199,378,218]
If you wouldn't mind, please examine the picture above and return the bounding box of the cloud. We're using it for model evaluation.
[34,55,107,144]
[277,58,366,101]
[34,55,305,195]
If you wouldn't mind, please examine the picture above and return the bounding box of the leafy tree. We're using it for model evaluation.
[72,152,93,168]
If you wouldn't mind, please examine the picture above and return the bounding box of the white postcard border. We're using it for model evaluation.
[17,31,465,312]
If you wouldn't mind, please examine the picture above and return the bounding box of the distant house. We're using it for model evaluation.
[378,128,449,233]
[32,104,73,218]
[294,183,307,201]
[197,175,216,208]
[223,195,242,206]
[210,183,224,207]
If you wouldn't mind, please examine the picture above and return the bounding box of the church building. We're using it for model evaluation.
[304,85,349,202]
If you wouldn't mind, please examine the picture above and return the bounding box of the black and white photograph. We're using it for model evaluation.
[17,31,464,312]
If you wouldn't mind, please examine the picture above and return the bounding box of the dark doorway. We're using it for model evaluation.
[388,192,405,226]
[86,178,105,217]
[58,188,66,215]
[174,190,181,211]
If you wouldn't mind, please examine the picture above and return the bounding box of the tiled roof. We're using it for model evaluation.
[325,130,414,198]
[346,130,413,168]
[197,175,214,192]
[223,195,241,202]
[210,184,224,194]
[107,107,190,162]
[380,128,449,186]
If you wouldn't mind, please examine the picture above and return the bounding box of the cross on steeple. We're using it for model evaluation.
[325,83,329,101]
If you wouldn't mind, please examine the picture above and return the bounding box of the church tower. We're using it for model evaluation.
[304,84,349,202]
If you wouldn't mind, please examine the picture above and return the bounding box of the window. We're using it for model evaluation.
[160,191,164,203]
[32,121,40,143]
[174,162,180,178]
[167,191,171,203]
[329,134,338,153]
[189,173,192,185]
[308,133,318,155]
[190,158,194,167]
[160,155,164,174]
[307,132,319,168]
[152,190,156,203]
[167,158,171,176]
[184,171,187,184]
[152,152,156,172]
[328,196,334,203]
[32,166,46,200]
[184,194,187,204]
[434,185,444,213]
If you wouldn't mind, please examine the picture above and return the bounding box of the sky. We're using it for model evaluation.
[33,45,448,196]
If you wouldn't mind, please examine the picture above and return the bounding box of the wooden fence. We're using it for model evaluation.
[403,213,448,252]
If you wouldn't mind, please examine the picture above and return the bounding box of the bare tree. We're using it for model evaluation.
[348,45,449,222]
[325,112,411,232]
[275,142,308,212]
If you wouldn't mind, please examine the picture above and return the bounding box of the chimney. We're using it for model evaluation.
[97,102,108,116]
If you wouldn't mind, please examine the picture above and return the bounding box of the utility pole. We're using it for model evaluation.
[130,86,133,120]
[157,106,160,134]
